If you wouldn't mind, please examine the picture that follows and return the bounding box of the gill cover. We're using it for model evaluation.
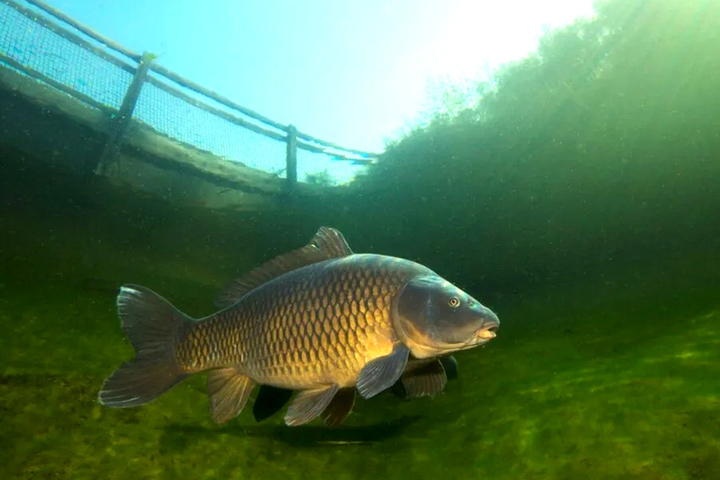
[392,274,499,358]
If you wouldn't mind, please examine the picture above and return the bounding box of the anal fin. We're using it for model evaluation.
[207,367,255,424]
[357,343,410,399]
[321,388,356,427]
[285,385,339,426]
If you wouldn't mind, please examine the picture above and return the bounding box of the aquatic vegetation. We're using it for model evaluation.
[1,0,719,478]
[348,0,720,297]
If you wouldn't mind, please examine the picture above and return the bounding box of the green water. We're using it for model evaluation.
[1,146,719,480]
[2,0,720,478]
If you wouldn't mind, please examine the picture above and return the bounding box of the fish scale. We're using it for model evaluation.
[175,255,428,390]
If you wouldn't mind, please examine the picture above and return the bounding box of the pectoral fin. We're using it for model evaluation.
[357,344,410,399]
[439,355,458,380]
[400,358,447,399]
[285,385,339,426]
[321,388,356,427]
[207,367,255,424]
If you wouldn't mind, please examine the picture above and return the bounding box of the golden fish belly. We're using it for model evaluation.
[245,317,396,390]
[176,254,430,390]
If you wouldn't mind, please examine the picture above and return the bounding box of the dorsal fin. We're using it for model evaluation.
[214,226,353,309]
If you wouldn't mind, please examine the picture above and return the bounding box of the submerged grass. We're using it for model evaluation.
[1,238,718,480]
[3,0,719,477]
[0,141,718,479]
[2,0,719,477]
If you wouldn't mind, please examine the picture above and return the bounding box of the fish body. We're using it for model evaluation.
[98,227,499,426]
[178,253,432,389]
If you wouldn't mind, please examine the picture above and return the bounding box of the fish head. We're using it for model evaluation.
[391,275,499,359]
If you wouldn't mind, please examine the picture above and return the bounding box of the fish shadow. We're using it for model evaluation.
[160,414,422,451]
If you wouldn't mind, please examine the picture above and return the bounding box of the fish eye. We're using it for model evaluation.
[448,297,460,308]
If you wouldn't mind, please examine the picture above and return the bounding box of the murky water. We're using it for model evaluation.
[1,146,719,479]
[2,0,720,478]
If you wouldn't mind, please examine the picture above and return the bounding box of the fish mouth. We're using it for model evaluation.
[476,324,498,340]
[408,320,500,357]
[436,314,500,352]
[467,318,500,346]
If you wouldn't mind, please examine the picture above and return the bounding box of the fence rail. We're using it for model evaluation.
[0,0,378,189]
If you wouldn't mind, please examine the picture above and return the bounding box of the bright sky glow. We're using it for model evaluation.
[43,0,596,154]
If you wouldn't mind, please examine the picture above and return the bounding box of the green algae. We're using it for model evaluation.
[2,0,720,477]
[1,144,719,479]
[1,230,718,480]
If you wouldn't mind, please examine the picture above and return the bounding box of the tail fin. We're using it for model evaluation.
[98,285,192,408]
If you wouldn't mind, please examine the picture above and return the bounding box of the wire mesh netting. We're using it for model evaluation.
[134,76,289,177]
[0,1,132,109]
[134,76,368,182]
[0,0,373,184]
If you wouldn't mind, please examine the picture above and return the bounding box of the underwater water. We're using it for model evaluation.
[2,0,720,478]
[1,143,719,480]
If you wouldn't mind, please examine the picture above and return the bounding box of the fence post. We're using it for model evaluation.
[285,124,298,190]
[94,51,154,175]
